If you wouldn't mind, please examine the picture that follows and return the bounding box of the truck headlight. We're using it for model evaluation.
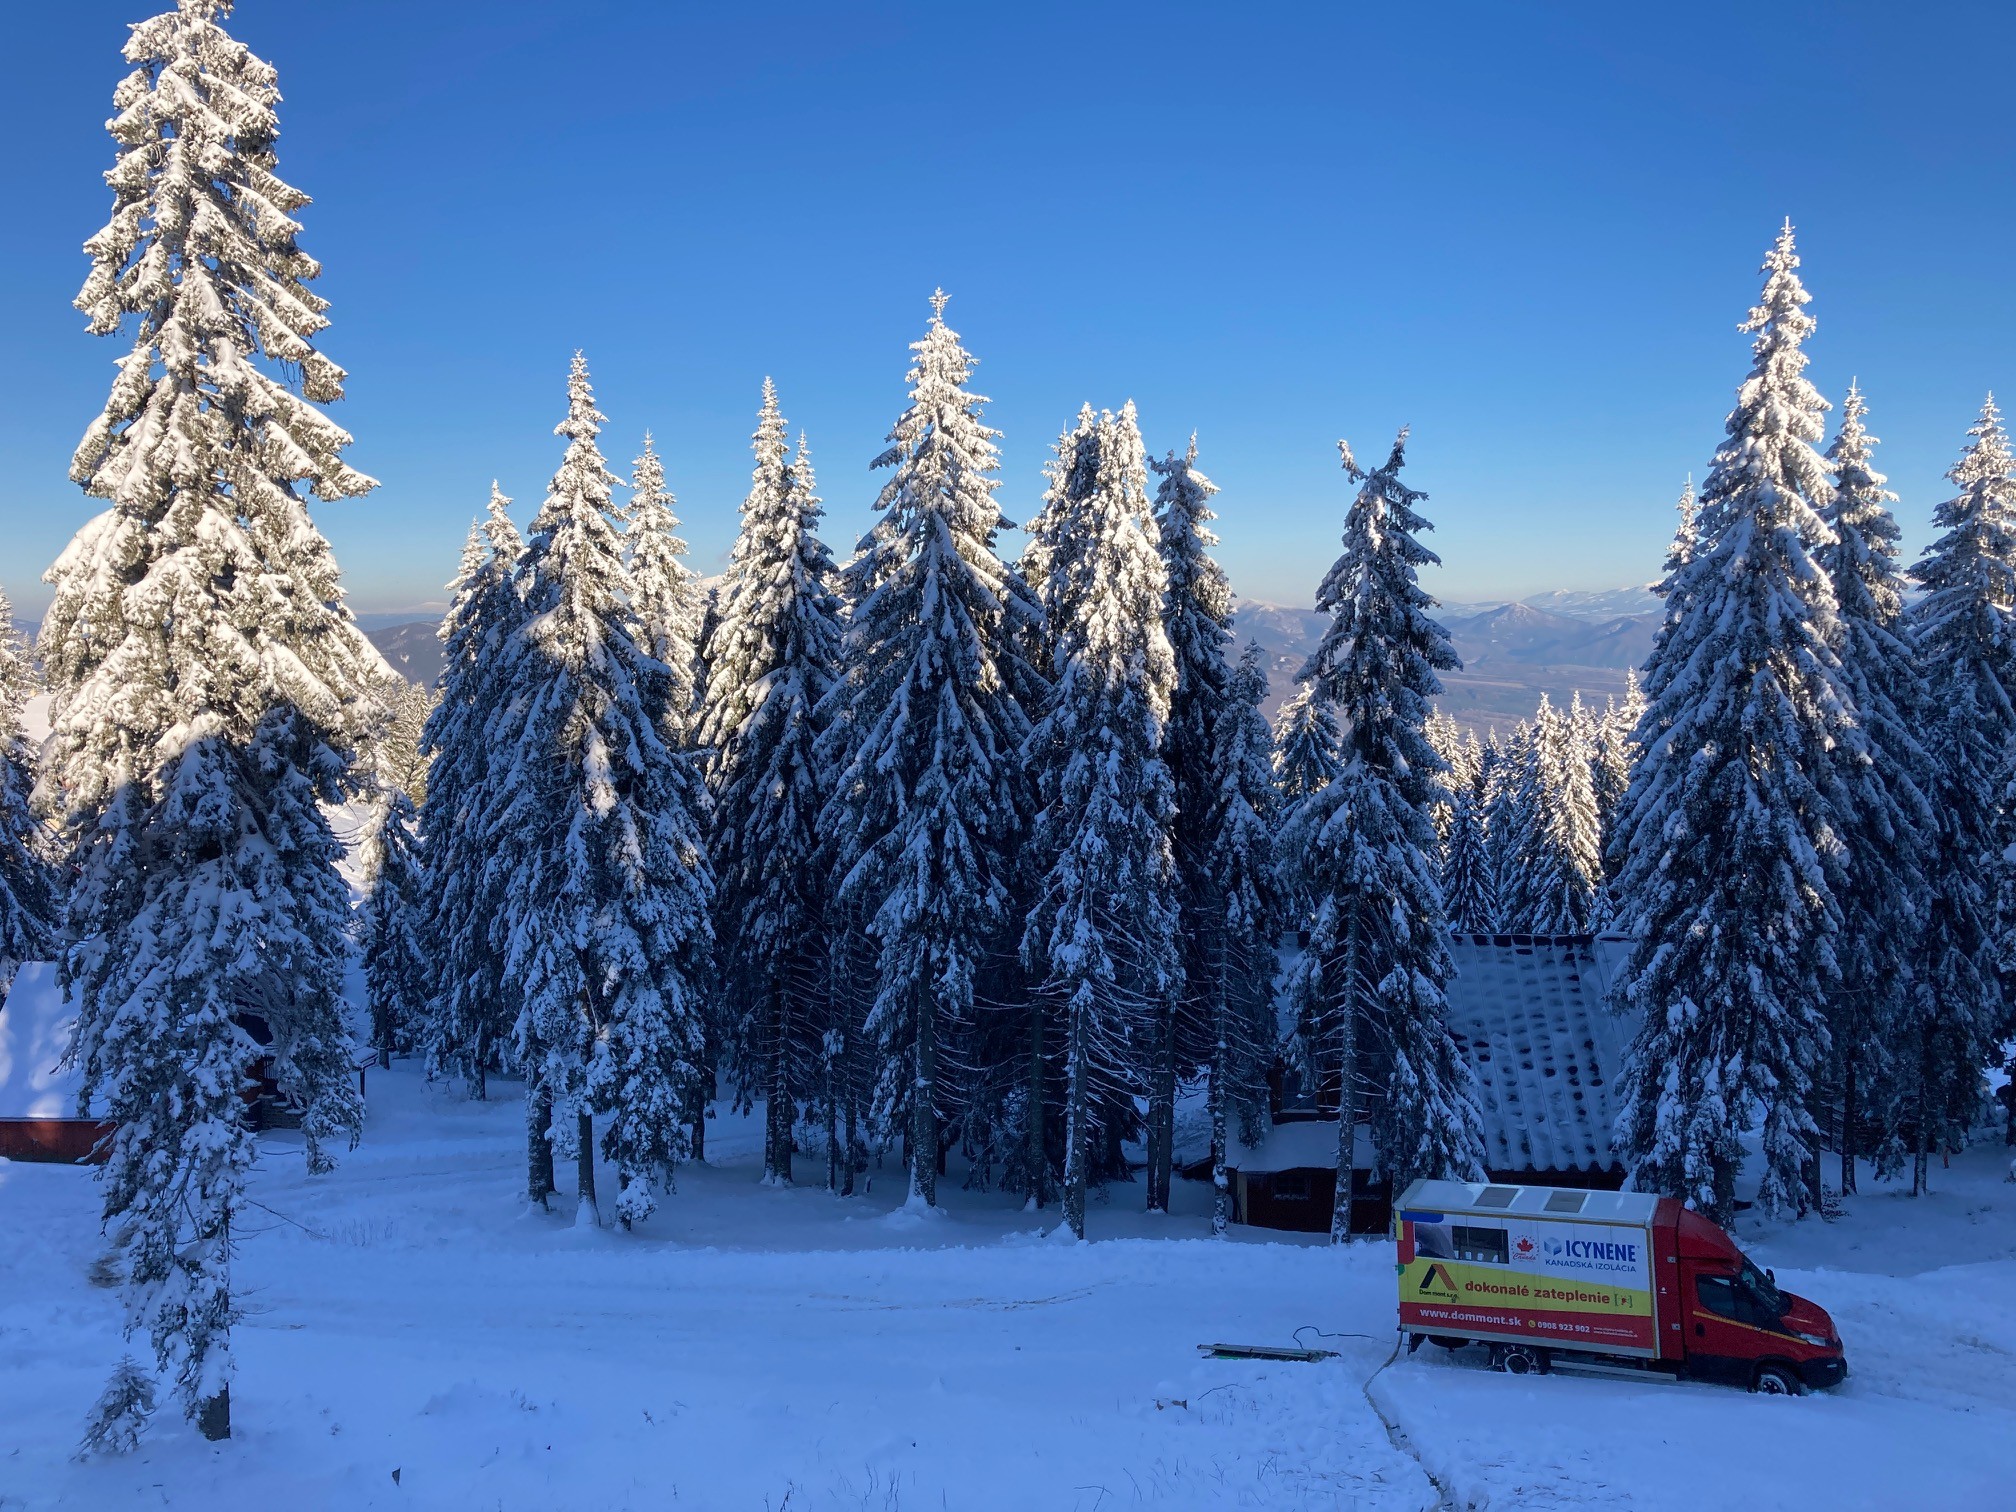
[1791,1330,1831,1348]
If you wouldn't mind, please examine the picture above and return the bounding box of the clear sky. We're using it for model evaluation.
[3,1,2011,622]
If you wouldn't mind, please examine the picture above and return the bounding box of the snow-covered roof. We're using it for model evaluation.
[1444,933,1638,1174]
[0,963,95,1120]
[1226,1117,1375,1175]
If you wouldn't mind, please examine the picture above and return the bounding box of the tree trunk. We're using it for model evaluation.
[1146,994,1175,1214]
[576,1109,599,1224]
[824,1030,842,1193]
[912,989,938,1206]
[842,1032,860,1198]
[1026,997,1047,1209]
[472,1023,489,1102]
[197,1383,230,1442]
[527,1071,554,1208]
[1839,1056,1858,1196]
[766,986,793,1185]
[1064,1002,1088,1240]
[1330,895,1360,1245]
[1211,972,1230,1239]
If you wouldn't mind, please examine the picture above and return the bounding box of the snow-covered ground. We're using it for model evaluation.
[3,1068,2012,1510]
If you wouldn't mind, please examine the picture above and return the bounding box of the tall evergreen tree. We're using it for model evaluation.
[816,293,1042,1209]
[1518,694,1602,933]
[1207,644,1289,1234]
[627,433,705,741]
[361,790,427,1068]
[700,383,845,1188]
[1609,224,1864,1223]
[1818,384,1935,1192]
[0,591,56,997]
[1023,402,1182,1239]
[45,0,377,1445]
[1590,673,1643,869]
[1904,394,2016,1192]
[1666,475,1700,575]
[1271,685,1342,928]
[1272,685,1342,809]
[418,488,526,1097]
[1149,435,1235,1215]
[492,355,714,1228]
[1280,434,1485,1242]
[1440,761,1497,933]
[1483,721,1537,929]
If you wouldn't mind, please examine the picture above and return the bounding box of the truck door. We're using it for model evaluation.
[1686,1269,1765,1385]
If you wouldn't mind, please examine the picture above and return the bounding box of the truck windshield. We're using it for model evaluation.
[1738,1258,1785,1317]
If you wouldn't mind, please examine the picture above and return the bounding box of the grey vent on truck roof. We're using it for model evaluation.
[1544,1190,1588,1213]
[1475,1186,1519,1208]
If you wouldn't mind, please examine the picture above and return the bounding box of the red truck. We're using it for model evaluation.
[1395,1178,1847,1394]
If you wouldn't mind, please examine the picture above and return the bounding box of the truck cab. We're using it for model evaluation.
[1665,1201,1846,1393]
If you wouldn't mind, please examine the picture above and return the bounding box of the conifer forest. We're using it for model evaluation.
[2,3,2013,1507]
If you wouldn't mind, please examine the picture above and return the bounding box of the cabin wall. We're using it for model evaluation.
[0,1118,113,1164]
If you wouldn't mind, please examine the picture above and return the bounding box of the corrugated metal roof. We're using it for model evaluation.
[1444,932,1638,1174]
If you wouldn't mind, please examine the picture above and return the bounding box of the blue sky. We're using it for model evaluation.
[3,1,2011,621]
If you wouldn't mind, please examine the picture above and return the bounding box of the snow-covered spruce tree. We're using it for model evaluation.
[1272,684,1343,809]
[361,789,427,1068]
[44,0,380,1445]
[627,433,705,742]
[1818,384,1934,1192]
[1440,761,1497,933]
[1422,709,1474,847]
[1609,224,1865,1223]
[699,382,844,1188]
[380,680,436,808]
[0,592,57,997]
[817,292,1042,1210]
[1149,435,1238,1214]
[1279,434,1485,1242]
[1522,694,1602,933]
[1485,720,1539,930]
[1904,395,2016,1194]
[1666,475,1700,576]
[418,488,526,1101]
[1590,673,1643,869]
[1206,642,1289,1234]
[1270,682,1341,929]
[492,355,714,1228]
[1023,403,1182,1239]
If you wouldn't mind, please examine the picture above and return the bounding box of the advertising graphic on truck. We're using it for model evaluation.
[1401,1208,1656,1353]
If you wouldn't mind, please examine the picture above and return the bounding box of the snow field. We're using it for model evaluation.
[4,1064,2014,1510]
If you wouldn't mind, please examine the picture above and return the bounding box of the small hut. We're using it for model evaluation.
[1222,933,1638,1234]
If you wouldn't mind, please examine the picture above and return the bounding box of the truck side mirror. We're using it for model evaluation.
[1766,1269,1776,1284]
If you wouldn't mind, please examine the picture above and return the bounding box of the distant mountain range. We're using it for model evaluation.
[365,621,447,688]
[1233,588,1662,733]
[365,586,1664,737]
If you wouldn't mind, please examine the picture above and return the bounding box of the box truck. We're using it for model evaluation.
[1395,1178,1847,1394]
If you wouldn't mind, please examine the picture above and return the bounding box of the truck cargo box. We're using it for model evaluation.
[1396,1178,1664,1358]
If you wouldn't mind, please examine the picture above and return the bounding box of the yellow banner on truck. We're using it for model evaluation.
[1396,1179,1662,1356]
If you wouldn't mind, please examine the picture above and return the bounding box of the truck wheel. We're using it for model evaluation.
[1491,1343,1549,1376]
[1751,1364,1806,1397]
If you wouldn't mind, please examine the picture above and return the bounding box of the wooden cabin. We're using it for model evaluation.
[1220,933,1639,1234]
